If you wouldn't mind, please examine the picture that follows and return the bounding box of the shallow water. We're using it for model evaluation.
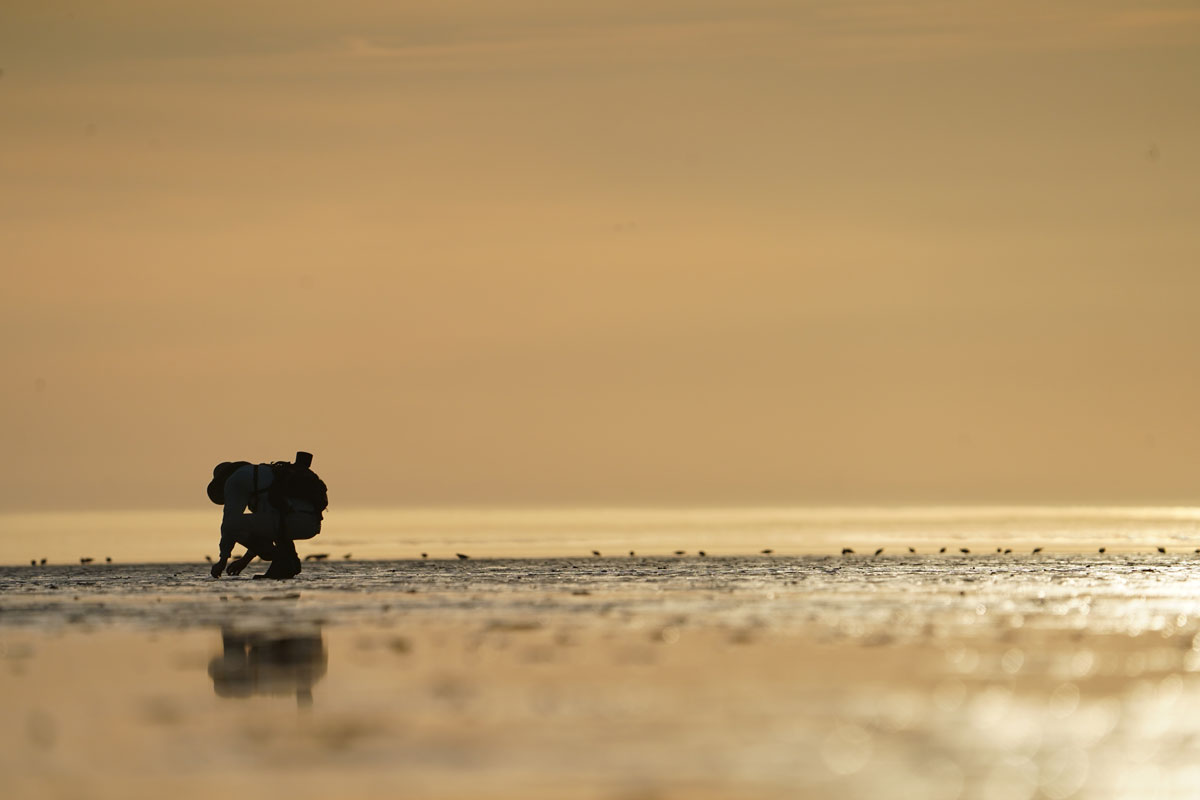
[7,542,1200,797]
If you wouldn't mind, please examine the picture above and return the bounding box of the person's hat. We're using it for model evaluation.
[207,461,247,505]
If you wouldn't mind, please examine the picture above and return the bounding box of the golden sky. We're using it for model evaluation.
[3,1,1200,510]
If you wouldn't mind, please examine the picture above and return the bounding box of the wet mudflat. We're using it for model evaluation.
[4,555,1200,799]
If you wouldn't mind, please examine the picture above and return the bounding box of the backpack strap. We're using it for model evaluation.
[248,464,273,512]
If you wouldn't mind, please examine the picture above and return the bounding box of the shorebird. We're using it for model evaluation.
[842,548,855,555]
[456,553,470,560]
[205,555,213,563]
[1158,547,1167,554]
[80,557,93,564]
[30,559,36,566]
[674,550,686,556]
[874,548,884,556]
[959,548,970,554]
[761,549,774,555]
[698,550,707,557]
[40,558,46,565]
[1004,549,1012,554]
[1032,547,1043,554]
[592,550,601,556]
[343,553,352,559]
[421,553,428,558]
[908,547,916,553]
[1099,547,1106,553]
[939,547,947,553]
[629,550,636,556]
[105,557,112,563]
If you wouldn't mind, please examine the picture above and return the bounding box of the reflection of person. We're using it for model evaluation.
[207,452,326,580]
[207,627,328,707]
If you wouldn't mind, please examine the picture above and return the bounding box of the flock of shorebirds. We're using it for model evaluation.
[23,545,1194,567]
[836,545,1187,556]
[588,545,1191,557]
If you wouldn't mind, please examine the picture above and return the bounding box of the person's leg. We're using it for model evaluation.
[224,512,283,561]
[260,538,302,580]
[235,512,316,580]
[248,512,319,580]
[225,551,256,576]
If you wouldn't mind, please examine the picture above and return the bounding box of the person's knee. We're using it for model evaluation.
[239,535,279,560]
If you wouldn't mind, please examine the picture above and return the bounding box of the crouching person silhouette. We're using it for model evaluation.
[207,451,328,580]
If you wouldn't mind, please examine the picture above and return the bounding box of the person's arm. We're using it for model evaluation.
[213,467,252,578]
[226,550,256,576]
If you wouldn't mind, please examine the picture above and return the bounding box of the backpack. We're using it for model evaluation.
[266,460,329,518]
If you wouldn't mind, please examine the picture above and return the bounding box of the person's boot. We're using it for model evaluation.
[261,540,302,579]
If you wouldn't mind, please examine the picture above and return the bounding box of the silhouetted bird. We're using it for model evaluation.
[1032,547,1043,554]
[1158,547,1167,554]
[996,547,1002,553]
[592,550,601,556]
[842,548,855,555]
[874,548,884,556]
[40,558,46,565]
[421,553,428,558]
[674,550,686,555]
[960,548,970,554]
[698,550,707,556]
[343,553,352,559]
[80,557,93,564]
[30,559,36,566]
[205,555,213,563]
[456,553,470,560]
[939,547,946,553]
[908,547,916,553]
[629,550,636,556]
[761,549,774,554]
[1099,547,1106,553]
[105,557,112,563]
[1004,549,1012,554]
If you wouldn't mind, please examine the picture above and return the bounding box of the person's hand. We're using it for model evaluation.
[227,554,253,576]
[210,557,227,579]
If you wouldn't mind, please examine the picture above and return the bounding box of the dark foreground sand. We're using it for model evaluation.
[5,555,1200,799]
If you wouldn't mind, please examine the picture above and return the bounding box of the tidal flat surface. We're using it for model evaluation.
[5,554,1200,799]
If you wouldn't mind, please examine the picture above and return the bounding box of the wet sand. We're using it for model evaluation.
[5,554,1200,798]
